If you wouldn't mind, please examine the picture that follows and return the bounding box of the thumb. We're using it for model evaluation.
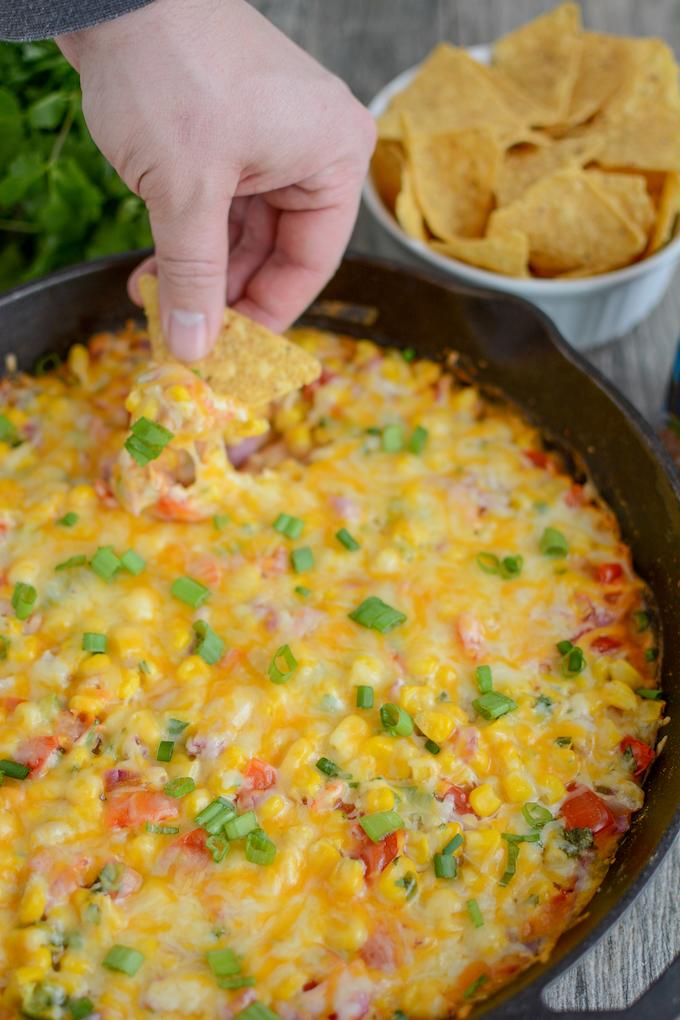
[147,189,229,362]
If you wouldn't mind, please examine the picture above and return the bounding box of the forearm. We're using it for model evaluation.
[0,0,153,41]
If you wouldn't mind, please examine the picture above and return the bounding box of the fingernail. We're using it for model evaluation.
[168,309,208,361]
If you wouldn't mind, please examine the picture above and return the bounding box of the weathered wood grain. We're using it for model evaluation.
[252,1,680,1011]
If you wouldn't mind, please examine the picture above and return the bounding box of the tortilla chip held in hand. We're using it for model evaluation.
[139,274,321,407]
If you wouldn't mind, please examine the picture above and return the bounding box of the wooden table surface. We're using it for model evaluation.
[252,1,680,1013]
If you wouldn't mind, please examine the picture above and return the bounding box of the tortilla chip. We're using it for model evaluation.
[139,275,321,407]
[564,32,636,127]
[492,4,583,124]
[371,139,406,213]
[488,166,646,275]
[496,136,601,206]
[404,119,500,240]
[394,166,428,241]
[648,171,680,253]
[430,230,530,277]
[586,169,655,238]
[487,66,554,128]
[378,43,537,147]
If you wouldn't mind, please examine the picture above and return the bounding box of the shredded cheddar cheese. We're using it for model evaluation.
[0,324,664,1020]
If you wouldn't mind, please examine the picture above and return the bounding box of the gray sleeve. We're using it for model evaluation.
[0,0,155,41]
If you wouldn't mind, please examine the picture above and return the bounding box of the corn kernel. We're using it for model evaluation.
[328,714,369,756]
[109,625,147,660]
[13,636,40,664]
[438,822,463,853]
[310,839,341,876]
[410,654,439,679]
[77,653,111,676]
[119,668,141,701]
[274,403,304,431]
[67,343,90,385]
[325,912,369,952]
[221,746,248,770]
[469,743,492,775]
[502,771,534,803]
[259,794,286,822]
[287,424,311,455]
[609,659,643,688]
[291,764,323,799]
[168,623,194,655]
[400,684,432,714]
[435,663,458,687]
[542,774,566,804]
[469,783,501,818]
[183,788,211,817]
[365,786,395,813]
[124,587,160,623]
[18,875,47,925]
[378,856,418,904]
[406,831,430,865]
[465,828,502,863]
[349,655,384,687]
[177,656,211,683]
[415,710,454,744]
[331,857,365,896]
[603,680,638,711]
[125,834,157,872]
[273,973,304,1001]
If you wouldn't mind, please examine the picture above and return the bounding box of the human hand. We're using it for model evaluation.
[57,0,375,360]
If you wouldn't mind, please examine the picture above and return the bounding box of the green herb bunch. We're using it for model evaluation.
[0,40,151,290]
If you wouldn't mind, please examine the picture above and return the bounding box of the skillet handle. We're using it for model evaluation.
[503,953,680,1020]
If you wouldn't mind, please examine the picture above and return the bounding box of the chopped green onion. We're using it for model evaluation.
[207,947,241,977]
[408,425,429,454]
[466,899,484,928]
[55,554,87,571]
[0,759,30,779]
[213,513,230,531]
[359,810,404,843]
[356,685,374,709]
[291,546,314,573]
[294,585,311,598]
[336,528,360,551]
[555,736,572,747]
[476,552,500,575]
[82,632,107,653]
[475,665,493,694]
[204,803,237,836]
[499,839,520,886]
[124,417,174,467]
[382,424,403,452]
[401,347,416,362]
[145,822,180,835]
[90,546,121,582]
[57,512,79,527]
[120,549,145,575]
[522,802,553,829]
[268,644,297,684]
[69,997,95,1019]
[0,413,21,446]
[380,702,414,737]
[163,777,195,798]
[633,610,650,632]
[442,833,463,855]
[535,694,553,711]
[540,526,569,558]
[500,555,523,579]
[562,645,586,677]
[206,833,230,862]
[424,739,440,755]
[463,974,488,1000]
[274,513,304,539]
[636,688,663,700]
[316,757,341,777]
[645,647,659,662]
[193,620,225,665]
[102,944,145,976]
[11,581,37,621]
[195,797,236,829]
[233,1003,280,1020]
[156,740,174,763]
[245,828,277,866]
[138,659,150,674]
[167,718,189,735]
[171,576,209,608]
[35,351,62,375]
[218,976,256,989]
[0,636,8,660]
[434,852,457,879]
[224,810,259,841]
[556,639,573,655]
[472,691,517,720]
[349,595,406,633]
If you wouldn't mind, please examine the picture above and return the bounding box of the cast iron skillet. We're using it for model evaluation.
[1,252,679,1019]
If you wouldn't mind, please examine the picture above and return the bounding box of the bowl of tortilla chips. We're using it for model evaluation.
[364,3,680,349]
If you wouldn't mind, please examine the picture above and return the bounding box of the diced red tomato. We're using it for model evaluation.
[105,791,179,829]
[596,563,623,584]
[590,635,622,654]
[357,829,403,877]
[104,768,142,791]
[243,758,276,790]
[360,928,398,971]
[443,784,471,814]
[560,787,615,834]
[621,736,655,776]
[0,697,25,713]
[174,828,209,853]
[14,735,61,776]
[564,484,586,507]
[524,449,549,469]
[154,496,205,522]
[94,477,117,508]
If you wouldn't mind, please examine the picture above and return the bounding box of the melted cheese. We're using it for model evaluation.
[0,325,664,1020]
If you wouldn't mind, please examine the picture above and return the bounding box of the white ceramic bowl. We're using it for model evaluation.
[364,44,680,351]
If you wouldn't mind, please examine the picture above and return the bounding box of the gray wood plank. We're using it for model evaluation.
[251,1,680,1011]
